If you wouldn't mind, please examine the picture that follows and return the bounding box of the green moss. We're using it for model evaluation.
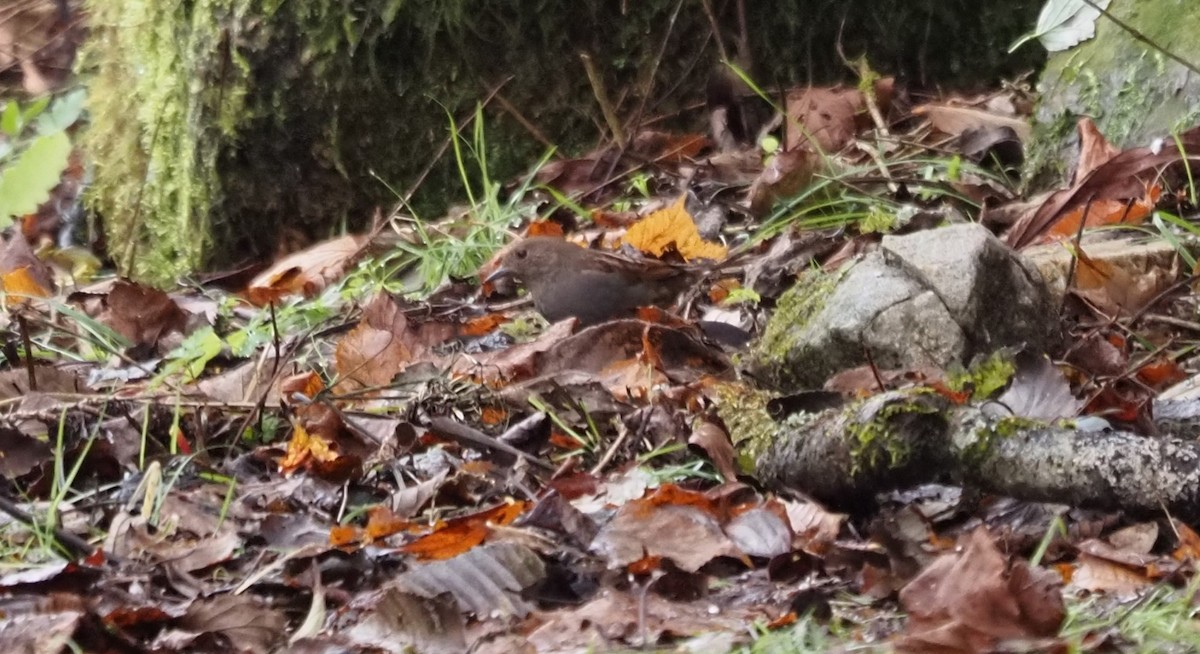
[712,381,778,474]
[945,350,1016,402]
[1030,1,1200,187]
[961,413,1042,466]
[746,267,842,390]
[844,393,937,475]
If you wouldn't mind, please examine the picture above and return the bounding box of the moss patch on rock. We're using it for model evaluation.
[743,266,842,391]
[1029,1,1200,187]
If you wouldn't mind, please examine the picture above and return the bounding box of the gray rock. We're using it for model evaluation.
[1030,1,1200,184]
[746,224,1054,392]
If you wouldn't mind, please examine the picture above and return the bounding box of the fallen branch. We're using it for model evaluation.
[754,391,1200,520]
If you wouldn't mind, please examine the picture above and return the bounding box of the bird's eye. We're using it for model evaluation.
[515,249,528,259]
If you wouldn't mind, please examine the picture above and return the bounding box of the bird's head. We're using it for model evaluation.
[483,237,584,290]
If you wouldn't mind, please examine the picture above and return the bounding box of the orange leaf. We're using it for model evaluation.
[627,555,663,575]
[280,371,325,402]
[280,422,338,474]
[1136,357,1186,389]
[623,195,727,261]
[1040,185,1160,244]
[329,524,361,548]
[479,406,507,425]
[366,506,412,542]
[1,266,51,300]
[526,222,564,237]
[460,313,508,336]
[707,278,740,304]
[401,500,529,560]
[1172,519,1200,561]
[246,234,366,305]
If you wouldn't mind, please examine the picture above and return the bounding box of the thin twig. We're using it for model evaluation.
[490,91,555,150]
[579,53,625,147]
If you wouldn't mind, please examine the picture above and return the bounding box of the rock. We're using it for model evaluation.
[1030,1,1200,184]
[745,224,1054,392]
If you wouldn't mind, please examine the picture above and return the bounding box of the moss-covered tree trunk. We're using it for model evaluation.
[80,0,1044,284]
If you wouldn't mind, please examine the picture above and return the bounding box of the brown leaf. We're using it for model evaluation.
[1070,551,1153,597]
[527,586,758,651]
[895,527,1065,653]
[785,86,860,153]
[784,78,893,154]
[174,594,287,653]
[746,148,818,216]
[1072,244,1176,316]
[394,541,546,617]
[334,294,412,392]
[590,490,742,572]
[1006,125,1200,248]
[913,103,1031,142]
[103,280,187,349]
[688,420,739,482]
[334,294,455,393]
[246,234,366,305]
[1075,116,1121,182]
[344,586,466,654]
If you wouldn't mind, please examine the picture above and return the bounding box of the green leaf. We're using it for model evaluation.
[161,326,223,381]
[21,97,50,126]
[0,131,72,226]
[36,89,87,135]
[1,102,20,137]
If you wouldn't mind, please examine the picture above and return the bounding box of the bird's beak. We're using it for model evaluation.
[483,265,514,285]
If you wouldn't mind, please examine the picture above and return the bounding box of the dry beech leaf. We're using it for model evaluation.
[623,195,727,262]
[394,541,546,618]
[1075,116,1121,182]
[345,586,466,654]
[1070,552,1152,597]
[590,485,742,572]
[246,234,366,305]
[688,420,738,483]
[103,280,187,348]
[785,78,893,153]
[746,148,819,216]
[1007,124,1200,248]
[401,501,528,561]
[895,527,1065,653]
[913,103,1032,142]
[335,294,412,392]
[723,505,792,559]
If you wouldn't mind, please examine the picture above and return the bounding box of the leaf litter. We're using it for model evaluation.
[6,44,1200,654]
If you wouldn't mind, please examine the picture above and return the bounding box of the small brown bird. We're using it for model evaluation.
[484,237,705,326]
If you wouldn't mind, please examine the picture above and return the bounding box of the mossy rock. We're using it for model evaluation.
[80,0,1044,284]
[1028,0,1200,187]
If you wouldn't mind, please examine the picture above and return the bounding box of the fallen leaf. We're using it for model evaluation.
[913,103,1032,142]
[401,500,528,561]
[623,195,728,261]
[246,234,366,305]
[894,527,1065,653]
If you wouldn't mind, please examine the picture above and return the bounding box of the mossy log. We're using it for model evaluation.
[754,391,1200,520]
